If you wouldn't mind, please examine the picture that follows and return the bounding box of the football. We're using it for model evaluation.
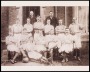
[22,57,29,63]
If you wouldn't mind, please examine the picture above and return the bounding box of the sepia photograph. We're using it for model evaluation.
[1,1,89,71]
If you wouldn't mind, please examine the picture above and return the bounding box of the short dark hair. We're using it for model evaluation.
[27,17,30,20]
[47,18,51,21]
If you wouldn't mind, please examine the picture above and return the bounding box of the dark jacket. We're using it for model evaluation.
[45,16,58,28]
[29,15,36,24]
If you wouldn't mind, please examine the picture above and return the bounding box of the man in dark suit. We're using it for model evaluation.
[45,11,58,28]
[29,11,36,24]
[29,11,37,37]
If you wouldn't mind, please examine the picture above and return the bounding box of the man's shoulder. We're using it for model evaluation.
[69,24,73,27]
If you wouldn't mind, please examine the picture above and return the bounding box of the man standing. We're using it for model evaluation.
[69,17,83,61]
[45,11,58,28]
[29,11,36,36]
[29,11,36,24]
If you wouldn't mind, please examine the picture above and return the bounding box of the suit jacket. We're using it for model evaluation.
[29,15,36,24]
[45,16,58,28]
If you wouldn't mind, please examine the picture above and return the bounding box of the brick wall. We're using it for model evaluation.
[1,6,22,50]
[1,7,9,40]
[1,7,9,50]
[66,7,73,27]
[9,7,19,25]
[1,6,23,40]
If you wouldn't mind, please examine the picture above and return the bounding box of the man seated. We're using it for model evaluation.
[58,28,73,62]
[6,32,20,64]
[45,28,58,62]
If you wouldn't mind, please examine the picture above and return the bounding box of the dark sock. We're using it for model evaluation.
[73,49,77,57]
[77,49,80,58]
[8,51,12,60]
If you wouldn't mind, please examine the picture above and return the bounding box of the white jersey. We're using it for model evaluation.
[23,23,33,37]
[12,24,23,34]
[12,24,23,45]
[44,24,54,34]
[24,23,33,32]
[63,34,73,44]
[34,22,44,30]
[34,33,41,42]
[34,22,44,40]
[21,33,30,44]
[55,25,66,34]
[69,23,82,34]
[55,25,66,42]
[59,34,73,53]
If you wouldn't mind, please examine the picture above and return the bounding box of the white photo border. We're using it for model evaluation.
[1,1,89,71]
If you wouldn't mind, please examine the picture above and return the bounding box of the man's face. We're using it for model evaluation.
[65,29,70,34]
[49,12,53,17]
[59,20,62,25]
[72,19,76,23]
[37,16,41,22]
[27,18,30,24]
[47,19,51,24]
[30,11,34,16]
